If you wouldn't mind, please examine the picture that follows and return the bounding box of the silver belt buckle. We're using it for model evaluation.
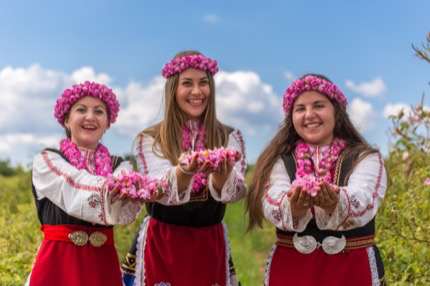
[322,235,346,254]
[293,234,346,255]
[293,233,318,254]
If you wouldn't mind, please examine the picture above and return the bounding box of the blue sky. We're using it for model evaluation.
[0,0,429,165]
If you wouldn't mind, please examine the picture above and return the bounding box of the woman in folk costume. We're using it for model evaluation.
[247,74,387,286]
[27,81,157,286]
[121,50,247,286]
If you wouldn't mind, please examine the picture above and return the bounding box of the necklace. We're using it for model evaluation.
[181,121,207,193]
[293,138,346,196]
[59,138,112,177]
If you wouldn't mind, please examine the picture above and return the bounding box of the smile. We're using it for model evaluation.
[187,98,205,106]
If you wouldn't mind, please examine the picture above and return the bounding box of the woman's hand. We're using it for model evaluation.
[211,158,235,192]
[312,182,339,215]
[289,186,312,219]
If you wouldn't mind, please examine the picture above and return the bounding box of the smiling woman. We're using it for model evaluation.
[247,74,387,286]
[64,96,109,149]
[121,51,247,286]
[26,81,146,286]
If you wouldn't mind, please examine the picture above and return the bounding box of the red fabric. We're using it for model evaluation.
[143,218,227,286]
[268,245,372,286]
[29,225,122,286]
[41,224,114,244]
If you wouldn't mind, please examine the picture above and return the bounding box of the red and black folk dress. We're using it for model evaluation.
[27,148,142,286]
[123,122,247,286]
[263,146,387,286]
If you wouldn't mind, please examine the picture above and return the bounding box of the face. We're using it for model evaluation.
[292,91,336,146]
[64,96,109,149]
[175,68,211,120]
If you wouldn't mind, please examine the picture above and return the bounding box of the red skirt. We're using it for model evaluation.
[267,244,382,286]
[138,217,228,286]
[29,224,122,286]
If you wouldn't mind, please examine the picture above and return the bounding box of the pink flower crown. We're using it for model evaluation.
[282,75,347,115]
[54,81,120,126]
[161,54,219,78]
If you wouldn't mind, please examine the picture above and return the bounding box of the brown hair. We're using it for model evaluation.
[142,50,229,164]
[246,73,377,230]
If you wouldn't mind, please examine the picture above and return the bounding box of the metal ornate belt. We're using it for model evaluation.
[276,233,375,255]
[42,224,113,247]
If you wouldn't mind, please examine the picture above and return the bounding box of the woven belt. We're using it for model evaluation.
[42,224,113,247]
[277,232,374,255]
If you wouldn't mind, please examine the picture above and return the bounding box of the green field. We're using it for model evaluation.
[1,148,429,286]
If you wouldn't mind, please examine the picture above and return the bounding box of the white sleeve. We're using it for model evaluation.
[32,150,140,225]
[314,152,387,230]
[208,129,247,203]
[133,132,192,205]
[262,158,312,232]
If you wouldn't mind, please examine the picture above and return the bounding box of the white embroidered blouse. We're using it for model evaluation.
[133,128,247,205]
[32,149,142,225]
[263,147,387,232]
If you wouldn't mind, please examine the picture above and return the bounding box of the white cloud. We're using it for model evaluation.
[71,66,111,85]
[0,133,61,164]
[347,98,375,131]
[0,64,284,164]
[345,77,386,97]
[215,71,282,136]
[203,14,220,24]
[114,77,165,136]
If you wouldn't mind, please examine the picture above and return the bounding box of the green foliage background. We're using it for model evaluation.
[1,152,429,285]
[1,34,430,286]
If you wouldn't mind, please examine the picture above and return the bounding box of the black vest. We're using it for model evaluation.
[31,148,124,227]
[277,151,375,240]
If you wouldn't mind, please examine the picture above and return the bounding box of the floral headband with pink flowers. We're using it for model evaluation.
[161,54,219,78]
[282,75,348,115]
[54,81,120,126]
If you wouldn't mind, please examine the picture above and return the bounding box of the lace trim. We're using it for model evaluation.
[264,244,277,286]
[222,223,232,286]
[134,216,150,286]
[367,246,381,286]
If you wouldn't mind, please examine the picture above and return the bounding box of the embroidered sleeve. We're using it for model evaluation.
[105,160,143,225]
[133,133,191,205]
[32,150,111,225]
[314,152,387,230]
[208,129,247,203]
[262,158,312,232]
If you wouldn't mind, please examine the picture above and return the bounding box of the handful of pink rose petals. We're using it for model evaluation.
[106,171,168,200]
[180,147,241,171]
[290,176,339,197]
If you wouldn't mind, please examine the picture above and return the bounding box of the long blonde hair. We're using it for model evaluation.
[143,50,229,164]
[246,73,377,230]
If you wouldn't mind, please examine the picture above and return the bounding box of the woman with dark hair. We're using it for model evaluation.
[122,51,246,286]
[247,74,387,285]
[27,82,152,286]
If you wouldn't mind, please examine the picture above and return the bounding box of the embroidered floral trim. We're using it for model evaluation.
[232,130,247,175]
[137,133,149,175]
[161,54,218,78]
[339,153,384,228]
[42,150,107,223]
[60,138,113,177]
[42,151,101,192]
